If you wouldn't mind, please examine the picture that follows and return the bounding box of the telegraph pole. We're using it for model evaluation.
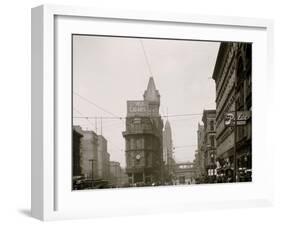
[100,117,103,135]
[95,117,97,133]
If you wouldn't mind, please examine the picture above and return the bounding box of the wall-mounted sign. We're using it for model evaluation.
[224,111,251,126]
[127,101,148,114]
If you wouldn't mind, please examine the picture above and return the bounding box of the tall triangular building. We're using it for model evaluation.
[123,76,163,185]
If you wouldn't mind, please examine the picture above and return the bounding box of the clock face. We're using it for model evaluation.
[136,154,141,160]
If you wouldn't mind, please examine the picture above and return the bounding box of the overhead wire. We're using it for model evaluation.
[74,108,124,153]
[74,92,123,120]
[73,107,96,131]
[140,39,153,78]
[73,113,202,120]
[73,40,203,163]
[173,144,197,149]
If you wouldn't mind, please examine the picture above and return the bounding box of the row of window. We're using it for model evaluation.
[126,137,158,150]
[202,134,216,148]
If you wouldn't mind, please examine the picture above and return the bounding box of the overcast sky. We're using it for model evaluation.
[73,35,220,167]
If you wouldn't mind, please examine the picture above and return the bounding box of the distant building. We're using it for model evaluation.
[163,120,175,182]
[123,77,164,184]
[72,126,83,177]
[202,110,216,179]
[78,128,98,179]
[72,126,112,185]
[196,123,205,180]
[174,162,195,185]
[212,42,252,181]
[119,167,129,186]
[193,150,199,179]
[97,135,110,181]
[109,161,122,187]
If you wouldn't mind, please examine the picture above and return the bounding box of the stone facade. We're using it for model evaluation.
[106,167,129,188]
[72,126,83,177]
[97,135,110,181]
[196,123,205,179]
[109,161,122,187]
[75,127,99,179]
[212,42,252,180]
[202,110,216,177]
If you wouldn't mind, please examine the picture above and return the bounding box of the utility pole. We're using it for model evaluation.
[95,117,97,133]
[100,117,103,135]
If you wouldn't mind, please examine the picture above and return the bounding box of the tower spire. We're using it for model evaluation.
[143,77,160,103]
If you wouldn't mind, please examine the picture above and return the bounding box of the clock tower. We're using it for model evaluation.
[123,77,163,185]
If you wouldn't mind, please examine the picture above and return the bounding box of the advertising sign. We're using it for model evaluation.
[224,111,251,126]
[127,101,149,117]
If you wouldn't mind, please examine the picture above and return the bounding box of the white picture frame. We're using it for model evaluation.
[31,4,274,221]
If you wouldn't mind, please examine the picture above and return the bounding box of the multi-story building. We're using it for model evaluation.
[196,123,205,180]
[163,120,175,183]
[109,161,122,187]
[75,126,99,180]
[97,135,110,181]
[202,110,216,179]
[123,77,164,185]
[193,150,200,180]
[72,126,83,177]
[119,167,129,187]
[212,42,252,181]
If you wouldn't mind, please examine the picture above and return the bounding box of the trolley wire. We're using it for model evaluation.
[73,113,202,120]
[140,39,154,78]
[74,92,123,120]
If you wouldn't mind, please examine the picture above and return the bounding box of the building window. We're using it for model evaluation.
[133,118,141,124]
[130,138,135,149]
[136,138,144,149]
[126,140,130,150]
[210,120,214,131]
[179,176,185,184]
[146,136,153,149]
[146,152,152,167]
[210,135,215,148]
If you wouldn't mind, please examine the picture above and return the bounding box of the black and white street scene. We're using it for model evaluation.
[72,35,252,190]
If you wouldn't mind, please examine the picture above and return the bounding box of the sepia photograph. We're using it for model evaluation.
[72,35,252,190]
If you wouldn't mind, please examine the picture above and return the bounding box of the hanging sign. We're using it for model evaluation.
[224,111,251,126]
